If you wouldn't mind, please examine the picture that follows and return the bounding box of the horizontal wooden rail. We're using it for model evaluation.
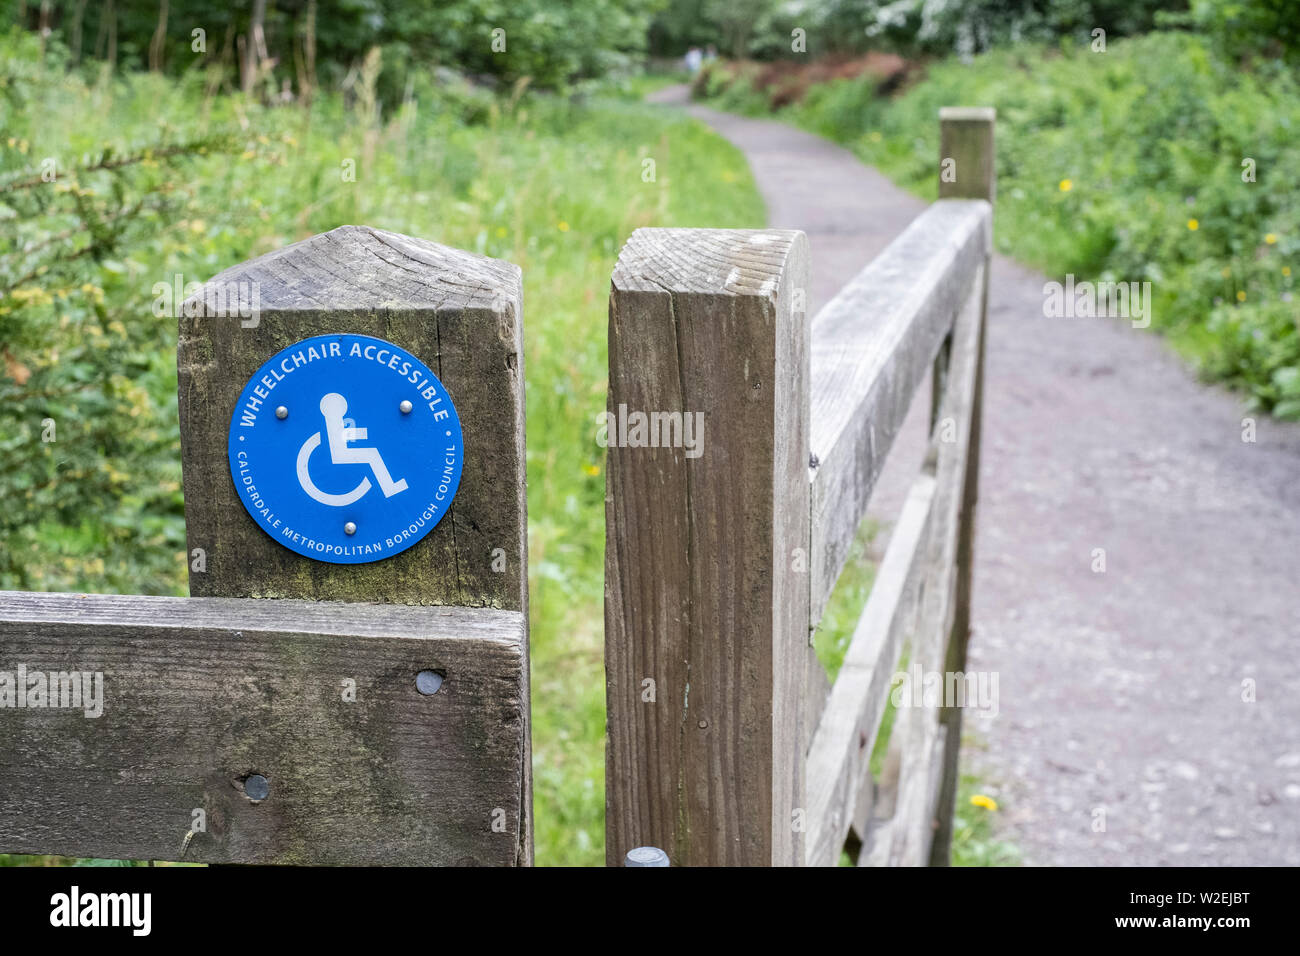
[807,262,986,866]
[0,592,528,865]
[805,469,937,866]
[808,200,991,627]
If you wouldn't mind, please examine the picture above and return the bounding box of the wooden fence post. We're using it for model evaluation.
[0,225,532,865]
[605,228,811,866]
[930,107,994,864]
[180,224,532,864]
[179,225,528,613]
[938,107,996,203]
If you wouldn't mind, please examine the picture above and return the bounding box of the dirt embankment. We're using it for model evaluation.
[691,52,917,107]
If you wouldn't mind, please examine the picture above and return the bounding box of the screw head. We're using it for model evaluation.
[399,399,413,414]
[244,774,270,801]
[344,521,357,536]
[275,406,288,420]
[415,670,444,695]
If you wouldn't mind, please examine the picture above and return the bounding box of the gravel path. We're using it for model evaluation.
[651,84,1300,866]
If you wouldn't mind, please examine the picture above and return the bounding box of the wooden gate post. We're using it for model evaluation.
[604,228,811,866]
[930,107,995,864]
[0,225,531,865]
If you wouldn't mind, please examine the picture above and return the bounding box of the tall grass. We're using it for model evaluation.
[1,43,764,865]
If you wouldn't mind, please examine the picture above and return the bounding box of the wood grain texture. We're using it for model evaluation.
[805,469,936,866]
[0,591,527,865]
[178,226,534,863]
[178,225,527,613]
[938,107,996,203]
[859,264,984,867]
[858,713,946,867]
[809,200,991,626]
[605,227,811,866]
[930,108,994,863]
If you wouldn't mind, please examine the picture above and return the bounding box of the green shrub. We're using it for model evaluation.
[700,31,1300,415]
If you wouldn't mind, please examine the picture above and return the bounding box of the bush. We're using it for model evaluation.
[0,29,238,591]
[698,31,1300,416]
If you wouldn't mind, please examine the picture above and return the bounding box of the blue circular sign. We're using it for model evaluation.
[227,334,464,564]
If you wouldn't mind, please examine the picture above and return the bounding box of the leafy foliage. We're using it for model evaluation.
[1,0,662,96]
[650,0,1189,59]
[1188,0,1300,63]
[699,31,1300,415]
[1,28,238,591]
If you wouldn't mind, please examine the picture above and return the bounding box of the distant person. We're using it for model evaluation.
[684,47,703,74]
[704,44,717,63]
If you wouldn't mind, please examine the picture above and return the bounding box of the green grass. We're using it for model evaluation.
[1,48,764,866]
[812,518,878,681]
[698,32,1300,417]
[953,771,1020,867]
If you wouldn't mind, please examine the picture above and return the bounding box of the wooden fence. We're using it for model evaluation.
[605,108,995,866]
[0,226,532,865]
[1,108,991,869]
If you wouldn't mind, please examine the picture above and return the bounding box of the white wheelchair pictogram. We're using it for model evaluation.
[296,392,408,507]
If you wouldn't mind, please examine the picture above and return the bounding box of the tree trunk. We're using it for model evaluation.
[241,0,267,95]
[149,0,169,72]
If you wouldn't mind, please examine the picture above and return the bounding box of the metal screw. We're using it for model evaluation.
[275,406,288,419]
[399,399,413,414]
[244,774,270,801]
[344,521,357,536]
[415,670,444,695]
[625,846,670,867]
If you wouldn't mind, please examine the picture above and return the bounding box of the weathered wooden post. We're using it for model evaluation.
[0,225,531,865]
[604,228,811,866]
[930,107,995,864]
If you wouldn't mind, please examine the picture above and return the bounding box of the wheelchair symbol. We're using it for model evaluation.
[296,392,408,507]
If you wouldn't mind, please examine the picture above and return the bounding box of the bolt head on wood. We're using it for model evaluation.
[244,774,270,801]
[415,669,444,695]
[625,846,670,867]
